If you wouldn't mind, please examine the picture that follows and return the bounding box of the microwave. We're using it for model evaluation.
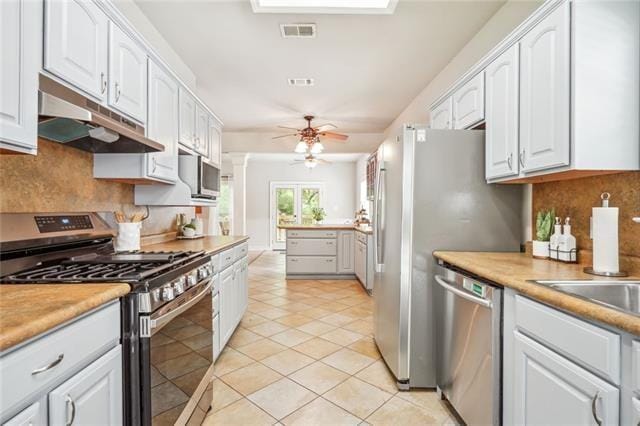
[178,154,220,198]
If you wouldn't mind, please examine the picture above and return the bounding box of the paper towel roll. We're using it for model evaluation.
[592,207,619,273]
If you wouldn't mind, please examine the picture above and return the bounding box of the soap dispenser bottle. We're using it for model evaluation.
[560,217,576,262]
[549,217,562,260]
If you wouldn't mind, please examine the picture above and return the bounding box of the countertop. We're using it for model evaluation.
[0,284,130,352]
[143,235,249,253]
[433,251,640,335]
[278,224,373,234]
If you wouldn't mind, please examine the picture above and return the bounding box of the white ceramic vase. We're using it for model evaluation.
[532,240,550,259]
[115,222,141,252]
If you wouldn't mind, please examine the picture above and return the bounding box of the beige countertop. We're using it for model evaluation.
[143,235,249,253]
[278,224,373,234]
[433,251,640,335]
[0,284,130,352]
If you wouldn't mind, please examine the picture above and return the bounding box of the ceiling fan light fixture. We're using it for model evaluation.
[310,142,324,154]
[304,159,318,169]
[295,141,308,153]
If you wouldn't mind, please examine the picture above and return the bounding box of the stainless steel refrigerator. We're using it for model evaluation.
[372,125,522,389]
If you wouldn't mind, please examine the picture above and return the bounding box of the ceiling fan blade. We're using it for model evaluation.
[314,123,337,132]
[319,131,349,141]
[272,133,299,140]
[289,161,305,166]
[317,159,332,164]
[277,125,302,131]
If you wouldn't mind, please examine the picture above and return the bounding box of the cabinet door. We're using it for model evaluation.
[44,0,108,101]
[179,88,196,149]
[485,44,520,180]
[430,98,453,130]
[4,399,46,426]
[354,240,365,283]
[453,72,484,129]
[219,268,234,347]
[513,331,619,426]
[194,104,209,156]
[519,2,570,173]
[108,23,147,123]
[208,117,222,165]
[49,345,123,426]
[146,60,178,182]
[0,0,40,153]
[213,314,221,362]
[337,231,355,274]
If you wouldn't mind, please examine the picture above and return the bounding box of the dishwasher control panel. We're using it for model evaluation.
[463,278,487,298]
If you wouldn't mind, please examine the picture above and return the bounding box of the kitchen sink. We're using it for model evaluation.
[534,280,640,316]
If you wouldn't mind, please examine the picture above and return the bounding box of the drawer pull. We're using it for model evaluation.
[66,394,76,425]
[326,259,333,263]
[291,259,298,262]
[326,242,333,245]
[290,242,298,245]
[31,353,64,375]
[591,391,603,426]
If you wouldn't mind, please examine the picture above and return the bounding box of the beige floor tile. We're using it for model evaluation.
[275,313,314,327]
[235,338,288,361]
[250,292,279,302]
[342,319,374,336]
[300,307,333,319]
[249,320,290,337]
[318,301,351,313]
[288,361,349,394]
[282,302,313,313]
[320,313,357,327]
[348,338,381,359]
[261,349,315,375]
[269,329,315,347]
[295,320,336,336]
[263,297,290,307]
[282,397,361,426]
[354,361,398,394]
[396,390,458,423]
[227,328,264,348]
[214,347,254,376]
[259,307,290,320]
[248,378,317,420]
[203,398,275,426]
[338,296,369,307]
[248,301,277,314]
[239,313,269,328]
[321,348,376,375]
[292,337,342,359]
[220,362,282,396]
[319,328,363,346]
[323,377,393,419]
[366,396,438,425]
[211,379,243,413]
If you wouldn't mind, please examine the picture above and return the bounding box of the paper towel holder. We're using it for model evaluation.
[583,267,628,277]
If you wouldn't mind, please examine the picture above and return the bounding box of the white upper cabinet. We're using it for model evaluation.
[0,0,40,154]
[146,60,178,182]
[44,0,108,102]
[485,44,519,180]
[195,103,209,157]
[108,23,147,124]
[179,88,196,150]
[452,72,484,129]
[519,2,570,173]
[208,117,222,166]
[430,98,452,130]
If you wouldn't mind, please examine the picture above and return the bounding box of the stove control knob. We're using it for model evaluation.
[173,281,185,295]
[151,288,161,303]
[161,286,175,301]
[198,267,208,280]
[175,276,186,288]
[187,273,198,287]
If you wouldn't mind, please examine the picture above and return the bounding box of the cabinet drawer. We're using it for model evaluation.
[355,232,367,245]
[287,229,337,239]
[515,296,620,384]
[234,242,248,261]
[0,302,120,415]
[210,254,219,275]
[287,238,337,256]
[212,293,220,317]
[287,256,337,274]
[219,248,234,270]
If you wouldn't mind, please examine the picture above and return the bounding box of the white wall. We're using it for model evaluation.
[246,160,357,249]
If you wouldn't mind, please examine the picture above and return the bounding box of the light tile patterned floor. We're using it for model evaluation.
[203,251,458,425]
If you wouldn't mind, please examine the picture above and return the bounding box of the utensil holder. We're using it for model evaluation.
[115,222,141,252]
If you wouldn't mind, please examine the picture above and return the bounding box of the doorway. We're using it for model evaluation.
[270,182,324,250]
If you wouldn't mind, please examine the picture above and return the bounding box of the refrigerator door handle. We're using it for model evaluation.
[375,166,386,266]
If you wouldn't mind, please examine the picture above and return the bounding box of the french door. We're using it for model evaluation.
[270,182,324,250]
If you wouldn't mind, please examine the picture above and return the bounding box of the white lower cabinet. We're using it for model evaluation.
[3,400,45,426]
[513,331,619,425]
[216,244,249,352]
[219,266,234,347]
[355,240,366,284]
[337,231,355,274]
[49,345,123,426]
[212,314,221,362]
[287,256,337,275]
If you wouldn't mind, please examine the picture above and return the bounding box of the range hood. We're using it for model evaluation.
[37,75,163,153]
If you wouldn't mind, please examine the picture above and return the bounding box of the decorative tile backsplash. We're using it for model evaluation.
[532,171,640,257]
[0,139,193,236]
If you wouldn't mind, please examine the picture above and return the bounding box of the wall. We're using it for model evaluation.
[532,172,640,258]
[0,140,193,236]
[245,160,357,249]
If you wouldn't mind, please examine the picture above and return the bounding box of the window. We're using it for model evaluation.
[218,176,233,235]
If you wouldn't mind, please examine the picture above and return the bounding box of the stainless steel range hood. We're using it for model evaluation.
[38,75,163,153]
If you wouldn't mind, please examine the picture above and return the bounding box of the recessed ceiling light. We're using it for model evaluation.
[288,78,315,87]
[251,0,397,15]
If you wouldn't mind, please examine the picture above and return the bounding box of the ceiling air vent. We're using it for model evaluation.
[288,78,315,87]
[280,23,316,38]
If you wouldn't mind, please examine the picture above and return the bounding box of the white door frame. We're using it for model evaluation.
[269,181,325,250]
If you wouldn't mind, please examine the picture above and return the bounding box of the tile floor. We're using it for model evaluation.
[203,251,458,425]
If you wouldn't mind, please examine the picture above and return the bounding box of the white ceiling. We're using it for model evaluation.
[134,0,504,136]
[247,152,366,162]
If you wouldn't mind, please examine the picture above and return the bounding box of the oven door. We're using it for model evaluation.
[140,280,214,426]
[199,159,220,198]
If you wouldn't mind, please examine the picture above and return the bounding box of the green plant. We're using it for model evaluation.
[535,208,555,241]
[311,207,326,222]
[183,223,196,230]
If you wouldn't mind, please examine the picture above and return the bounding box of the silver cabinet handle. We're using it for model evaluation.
[115,82,121,102]
[434,275,492,308]
[152,157,157,172]
[591,391,603,426]
[290,258,298,262]
[66,394,76,425]
[100,72,106,94]
[326,241,333,245]
[326,259,333,263]
[290,241,298,245]
[519,149,525,168]
[507,152,513,170]
[32,353,64,375]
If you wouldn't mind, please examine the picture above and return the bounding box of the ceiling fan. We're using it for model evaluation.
[273,115,349,154]
[290,154,332,169]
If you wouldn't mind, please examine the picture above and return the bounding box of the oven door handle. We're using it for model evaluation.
[149,281,212,334]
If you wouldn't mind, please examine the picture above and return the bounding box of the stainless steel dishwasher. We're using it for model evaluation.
[434,265,502,426]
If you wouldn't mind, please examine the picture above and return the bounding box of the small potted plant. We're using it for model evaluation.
[311,207,326,224]
[182,222,197,238]
[533,208,554,258]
